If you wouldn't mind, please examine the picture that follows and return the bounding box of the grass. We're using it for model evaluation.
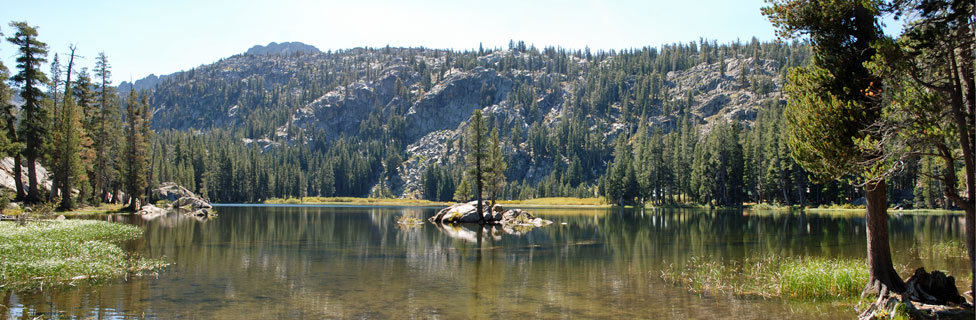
[264,197,449,206]
[660,255,869,300]
[0,220,167,291]
[60,203,127,215]
[395,215,424,226]
[497,197,607,206]
[913,240,969,259]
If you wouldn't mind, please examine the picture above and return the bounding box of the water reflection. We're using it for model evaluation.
[1,206,967,319]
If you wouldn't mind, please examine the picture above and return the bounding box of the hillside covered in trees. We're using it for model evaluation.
[131,38,938,209]
[1,26,951,209]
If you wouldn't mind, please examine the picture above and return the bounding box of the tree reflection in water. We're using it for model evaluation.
[1,206,967,319]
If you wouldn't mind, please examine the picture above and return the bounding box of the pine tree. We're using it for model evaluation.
[485,128,506,204]
[73,67,97,204]
[765,0,903,293]
[6,21,49,204]
[51,46,84,210]
[463,109,490,222]
[453,176,471,202]
[124,89,149,211]
[0,27,23,201]
[93,52,121,204]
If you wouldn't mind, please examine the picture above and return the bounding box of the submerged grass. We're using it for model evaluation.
[913,240,969,259]
[0,220,167,291]
[661,255,869,300]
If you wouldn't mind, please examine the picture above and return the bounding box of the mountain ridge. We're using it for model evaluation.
[139,41,811,199]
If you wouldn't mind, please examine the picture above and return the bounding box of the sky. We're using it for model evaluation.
[1,0,905,83]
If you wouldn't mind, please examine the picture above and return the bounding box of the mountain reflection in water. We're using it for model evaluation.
[1,206,967,319]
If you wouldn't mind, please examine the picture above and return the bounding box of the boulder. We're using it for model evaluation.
[136,204,168,216]
[429,201,492,224]
[148,182,214,217]
[173,196,212,210]
[154,182,199,202]
[498,209,552,227]
[429,202,552,231]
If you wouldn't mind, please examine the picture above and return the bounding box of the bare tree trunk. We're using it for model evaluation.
[11,154,24,201]
[26,158,39,204]
[863,180,905,295]
[949,46,976,295]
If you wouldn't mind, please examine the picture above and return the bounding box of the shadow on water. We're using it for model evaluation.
[1,206,968,319]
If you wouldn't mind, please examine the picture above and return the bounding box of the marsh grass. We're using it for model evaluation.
[0,220,167,291]
[61,203,127,216]
[661,255,869,300]
[497,197,607,206]
[395,215,423,226]
[912,240,969,259]
[265,197,447,206]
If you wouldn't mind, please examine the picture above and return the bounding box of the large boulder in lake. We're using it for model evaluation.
[429,201,491,224]
[154,182,197,202]
[173,196,212,210]
[429,201,552,231]
[151,182,214,217]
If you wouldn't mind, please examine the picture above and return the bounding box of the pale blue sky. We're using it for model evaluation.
[1,0,904,82]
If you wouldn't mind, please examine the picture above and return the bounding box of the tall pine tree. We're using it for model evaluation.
[124,89,149,211]
[463,109,490,222]
[6,21,49,204]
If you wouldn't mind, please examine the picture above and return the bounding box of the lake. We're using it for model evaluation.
[1,206,969,319]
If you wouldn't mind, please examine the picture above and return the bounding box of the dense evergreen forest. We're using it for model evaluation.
[0,21,959,210]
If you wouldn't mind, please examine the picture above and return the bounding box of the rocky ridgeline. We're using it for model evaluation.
[139,45,788,198]
[138,182,213,218]
[428,201,552,229]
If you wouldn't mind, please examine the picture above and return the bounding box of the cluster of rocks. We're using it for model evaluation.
[138,182,214,218]
[428,201,552,228]
[859,268,973,320]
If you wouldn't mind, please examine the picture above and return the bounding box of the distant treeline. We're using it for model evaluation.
[0,20,953,209]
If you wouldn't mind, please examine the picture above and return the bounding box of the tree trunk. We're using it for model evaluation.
[11,154,24,201]
[26,158,40,204]
[965,206,975,295]
[49,175,59,202]
[863,180,905,295]
[950,45,976,295]
[475,151,484,224]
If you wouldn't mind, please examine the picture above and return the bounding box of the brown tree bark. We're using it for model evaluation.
[947,43,975,295]
[25,158,40,204]
[863,180,905,294]
[11,155,23,201]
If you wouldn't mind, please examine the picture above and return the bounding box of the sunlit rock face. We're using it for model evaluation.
[139,45,789,198]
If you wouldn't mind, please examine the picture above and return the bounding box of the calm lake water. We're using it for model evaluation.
[1,205,969,319]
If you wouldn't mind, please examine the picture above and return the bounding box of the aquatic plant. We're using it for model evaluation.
[0,220,167,291]
[660,255,869,300]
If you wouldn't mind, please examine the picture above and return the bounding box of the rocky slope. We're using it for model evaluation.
[139,42,805,197]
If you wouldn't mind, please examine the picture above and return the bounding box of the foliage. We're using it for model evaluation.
[0,220,167,291]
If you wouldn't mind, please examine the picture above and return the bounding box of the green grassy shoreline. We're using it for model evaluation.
[0,220,166,292]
